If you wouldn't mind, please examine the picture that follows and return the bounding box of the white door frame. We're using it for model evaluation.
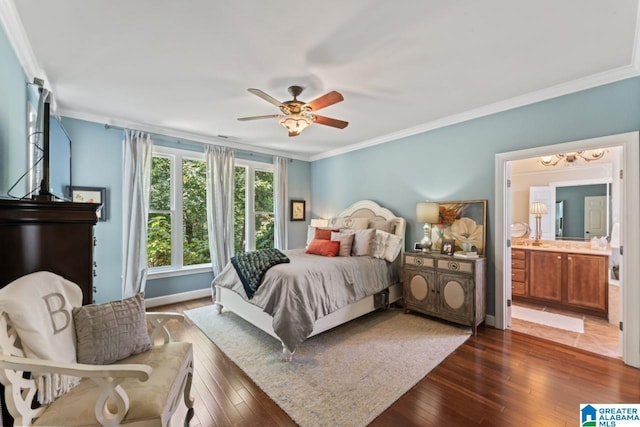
[494,131,640,368]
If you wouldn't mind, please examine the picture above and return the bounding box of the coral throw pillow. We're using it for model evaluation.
[306,238,341,257]
[314,228,340,240]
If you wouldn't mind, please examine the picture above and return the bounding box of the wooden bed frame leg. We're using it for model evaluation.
[282,344,294,362]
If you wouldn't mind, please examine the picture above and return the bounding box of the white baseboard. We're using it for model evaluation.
[485,314,496,328]
[145,288,212,308]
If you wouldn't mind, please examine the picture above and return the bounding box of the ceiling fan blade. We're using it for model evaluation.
[312,115,349,129]
[247,88,284,108]
[237,114,280,121]
[306,91,344,111]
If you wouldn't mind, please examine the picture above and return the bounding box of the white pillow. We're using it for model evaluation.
[331,231,355,257]
[352,228,376,256]
[370,229,403,262]
[383,232,403,262]
[306,225,315,246]
[372,229,389,259]
[328,216,369,231]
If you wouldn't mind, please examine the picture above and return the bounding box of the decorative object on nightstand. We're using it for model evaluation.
[416,201,439,252]
[530,202,547,246]
[440,239,455,255]
[403,252,486,335]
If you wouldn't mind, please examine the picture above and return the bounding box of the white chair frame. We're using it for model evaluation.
[0,311,194,426]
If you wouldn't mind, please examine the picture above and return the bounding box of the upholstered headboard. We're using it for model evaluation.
[332,199,407,244]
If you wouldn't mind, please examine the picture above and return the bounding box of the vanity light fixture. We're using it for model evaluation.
[530,202,548,246]
[416,201,440,252]
[538,149,606,167]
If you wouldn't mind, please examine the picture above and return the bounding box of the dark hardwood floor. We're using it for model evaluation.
[160,297,640,427]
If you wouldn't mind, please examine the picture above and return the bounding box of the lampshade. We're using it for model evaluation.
[530,202,548,215]
[416,201,439,223]
[310,218,328,228]
[279,115,311,136]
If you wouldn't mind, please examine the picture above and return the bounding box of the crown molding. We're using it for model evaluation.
[0,0,51,91]
[311,65,640,162]
[59,107,311,162]
[632,0,640,71]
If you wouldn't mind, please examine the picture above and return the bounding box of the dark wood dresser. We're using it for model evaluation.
[0,198,98,305]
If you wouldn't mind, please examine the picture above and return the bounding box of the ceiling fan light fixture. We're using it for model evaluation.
[279,114,312,137]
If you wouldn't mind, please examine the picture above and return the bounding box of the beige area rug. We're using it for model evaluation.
[185,305,470,427]
[512,305,584,333]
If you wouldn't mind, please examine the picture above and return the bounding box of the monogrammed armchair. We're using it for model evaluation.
[0,272,194,426]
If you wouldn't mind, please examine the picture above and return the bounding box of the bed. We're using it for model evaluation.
[211,199,406,360]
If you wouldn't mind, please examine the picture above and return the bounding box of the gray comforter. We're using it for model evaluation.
[212,249,398,352]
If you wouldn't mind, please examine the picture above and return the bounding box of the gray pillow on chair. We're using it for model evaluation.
[73,293,152,365]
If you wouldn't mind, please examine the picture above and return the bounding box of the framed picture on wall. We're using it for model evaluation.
[290,199,306,221]
[71,186,108,221]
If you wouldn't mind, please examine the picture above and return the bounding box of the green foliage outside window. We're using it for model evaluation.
[254,170,274,251]
[148,157,171,267]
[182,159,210,265]
[234,167,246,255]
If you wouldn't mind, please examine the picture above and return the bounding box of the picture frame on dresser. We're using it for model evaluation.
[441,239,455,255]
[431,199,487,255]
[71,186,108,221]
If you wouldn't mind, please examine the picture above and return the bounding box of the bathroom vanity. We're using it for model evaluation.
[511,243,610,319]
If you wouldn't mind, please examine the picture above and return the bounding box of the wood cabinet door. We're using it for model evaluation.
[437,272,474,323]
[528,251,563,302]
[404,268,437,312]
[566,254,608,311]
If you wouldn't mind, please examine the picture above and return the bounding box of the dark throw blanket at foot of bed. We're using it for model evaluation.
[230,248,290,299]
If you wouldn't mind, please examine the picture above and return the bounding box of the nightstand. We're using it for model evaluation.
[403,251,486,335]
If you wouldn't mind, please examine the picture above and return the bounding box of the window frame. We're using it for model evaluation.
[148,145,211,278]
[235,158,275,252]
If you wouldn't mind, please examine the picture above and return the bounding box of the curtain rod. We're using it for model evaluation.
[103,124,290,161]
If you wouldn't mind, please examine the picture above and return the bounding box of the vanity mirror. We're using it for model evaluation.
[555,184,609,240]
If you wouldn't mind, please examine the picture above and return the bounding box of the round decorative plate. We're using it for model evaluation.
[511,222,530,238]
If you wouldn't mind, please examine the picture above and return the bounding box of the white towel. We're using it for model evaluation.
[0,271,82,404]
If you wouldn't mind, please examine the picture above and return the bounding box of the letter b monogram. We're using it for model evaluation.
[42,293,71,335]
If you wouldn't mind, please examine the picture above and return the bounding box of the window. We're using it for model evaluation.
[234,160,274,254]
[148,146,210,272]
[147,148,275,274]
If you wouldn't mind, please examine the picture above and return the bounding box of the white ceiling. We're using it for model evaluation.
[3,0,639,161]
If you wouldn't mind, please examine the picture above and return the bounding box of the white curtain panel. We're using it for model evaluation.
[122,129,153,298]
[206,145,235,275]
[274,156,288,250]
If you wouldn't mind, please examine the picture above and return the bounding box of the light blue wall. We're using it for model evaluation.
[60,118,124,303]
[1,26,311,302]
[311,77,640,316]
[60,119,312,301]
[0,24,28,197]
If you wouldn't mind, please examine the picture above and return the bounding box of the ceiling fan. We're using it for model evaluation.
[238,85,348,137]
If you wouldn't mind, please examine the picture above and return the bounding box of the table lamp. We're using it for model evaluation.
[530,202,548,246]
[416,201,439,252]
